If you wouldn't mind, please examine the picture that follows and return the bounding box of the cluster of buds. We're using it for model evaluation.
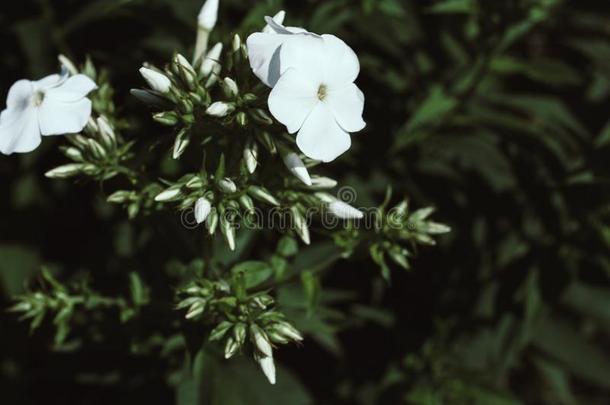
[368,190,451,279]
[45,115,132,181]
[176,277,303,384]
[151,157,283,250]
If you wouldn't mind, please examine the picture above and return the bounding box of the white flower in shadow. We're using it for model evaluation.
[0,72,97,155]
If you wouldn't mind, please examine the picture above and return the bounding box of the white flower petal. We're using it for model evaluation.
[5,80,33,111]
[246,32,291,87]
[38,98,92,136]
[0,106,41,155]
[296,102,351,162]
[320,34,360,86]
[45,74,97,102]
[263,11,286,33]
[268,68,318,133]
[33,74,63,91]
[327,83,366,132]
[278,34,327,85]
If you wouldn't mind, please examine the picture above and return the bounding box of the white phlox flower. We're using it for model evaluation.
[0,72,97,155]
[247,15,365,162]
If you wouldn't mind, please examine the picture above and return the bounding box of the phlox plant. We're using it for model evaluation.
[1,0,449,392]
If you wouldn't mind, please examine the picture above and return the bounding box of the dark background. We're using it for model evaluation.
[1,0,610,404]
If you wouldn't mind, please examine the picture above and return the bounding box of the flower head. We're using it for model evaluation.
[0,72,97,155]
[247,16,365,162]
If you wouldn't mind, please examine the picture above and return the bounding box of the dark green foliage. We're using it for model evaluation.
[1,0,610,404]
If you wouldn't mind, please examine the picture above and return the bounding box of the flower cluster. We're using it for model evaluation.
[1,0,450,387]
[177,273,303,384]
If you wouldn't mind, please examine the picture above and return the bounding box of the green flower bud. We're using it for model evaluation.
[173,129,190,159]
[153,111,179,126]
[45,163,84,179]
[217,177,237,194]
[154,187,182,202]
[291,206,310,245]
[243,141,258,174]
[250,324,273,357]
[107,190,135,204]
[235,111,248,127]
[224,336,239,359]
[206,101,234,117]
[222,77,239,98]
[248,186,280,206]
[206,207,219,235]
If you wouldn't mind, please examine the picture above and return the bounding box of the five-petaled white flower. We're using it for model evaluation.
[0,72,97,155]
[247,16,365,162]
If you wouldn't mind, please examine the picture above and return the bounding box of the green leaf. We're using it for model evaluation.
[0,244,40,296]
[231,261,273,289]
[426,0,474,14]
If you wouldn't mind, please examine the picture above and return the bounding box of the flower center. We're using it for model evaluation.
[31,90,45,106]
[317,84,327,101]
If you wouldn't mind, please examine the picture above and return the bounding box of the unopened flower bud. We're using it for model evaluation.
[45,163,84,179]
[275,322,303,342]
[309,176,337,189]
[238,194,255,213]
[235,111,248,127]
[232,34,241,52]
[206,101,234,117]
[194,197,212,224]
[153,111,179,126]
[86,139,106,159]
[130,89,167,106]
[282,152,312,186]
[224,336,239,359]
[62,146,84,162]
[174,53,197,89]
[96,115,116,150]
[233,323,247,346]
[250,324,273,357]
[197,0,219,31]
[222,77,238,98]
[173,129,190,159]
[243,141,258,174]
[249,108,273,125]
[58,54,78,75]
[328,200,363,219]
[248,186,280,206]
[220,217,236,251]
[139,67,172,94]
[257,356,276,385]
[217,177,237,193]
[154,187,182,202]
[201,42,223,77]
[206,207,219,234]
[291,206,310,245]
[186,300,205,319]
[314,192,335,204]
[107,190,134,204]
